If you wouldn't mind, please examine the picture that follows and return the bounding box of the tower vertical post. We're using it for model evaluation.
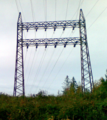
[13,13,25,96]
[79,9,94,92]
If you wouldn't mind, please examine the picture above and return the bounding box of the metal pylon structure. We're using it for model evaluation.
[13,13,25,96]
[13,9,94,96]
[79,9,94,92]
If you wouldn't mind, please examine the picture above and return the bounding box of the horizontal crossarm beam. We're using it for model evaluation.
[21,20,79,31]
[22,37,80,48]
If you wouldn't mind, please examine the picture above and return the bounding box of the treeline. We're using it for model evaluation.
[0,76,107,119]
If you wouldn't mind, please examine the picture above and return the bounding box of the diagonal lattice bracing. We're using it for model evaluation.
[79,9,94,92]
[13,9,94,96]
[13,12,25,96]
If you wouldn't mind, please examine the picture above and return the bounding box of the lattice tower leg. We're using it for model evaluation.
[13,13,25,96]
[79,9,94,92]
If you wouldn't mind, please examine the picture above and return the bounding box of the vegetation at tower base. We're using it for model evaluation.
[0,77,107,119]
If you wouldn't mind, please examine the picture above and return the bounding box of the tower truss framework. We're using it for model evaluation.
[13,9,94,96]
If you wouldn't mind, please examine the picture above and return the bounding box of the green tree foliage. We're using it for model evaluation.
[69,77,78,93]
[62,76,70,89]
[1,71,107,119]
[36,90,47,97]
[62,76,78,95]
[62,75,72,95]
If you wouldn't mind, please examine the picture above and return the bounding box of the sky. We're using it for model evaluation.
[0,0,107,96]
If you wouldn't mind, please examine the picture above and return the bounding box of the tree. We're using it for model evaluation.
[62,76,78,95]
[62,75,71,95]
[70,77,78,93]
[36,90,47,97]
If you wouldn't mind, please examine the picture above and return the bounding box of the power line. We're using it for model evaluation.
[30,0,35,22]
[47,47,74,91]
[43,0,45,20]
[86,0,100,17]
[31,0,48,91]
[34,49,47,82]
[19,0,26,21]
[26,50,37,84]
[80,0,84,8]
[71,0,83,20]
[36,29,65,93]
[31,49,51,93]
[55,0,56,20]
[65,0,69,20]
[26,48,40,87]
[51,0,57,39]
[15,0,19,13]
[24,49,34,80]
[15,0,28,71]
[75,0,82,20]
[29,0,48,93]
[67,0,84,37]
[34,0,58,92]
[30,50,47,92]
[44,0,47,21]
[29,0,79,94]
[43,0,47,37]
[26,0,38,88]
[41,47,64,90]
[35,48,55,90]
[24,48,28,64]
[41,0,82,92]
[88,7,107,30]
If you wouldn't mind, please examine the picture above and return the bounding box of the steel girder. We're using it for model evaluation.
[23,37,80,48]
[79,9,94,92]
[22,20,79,31]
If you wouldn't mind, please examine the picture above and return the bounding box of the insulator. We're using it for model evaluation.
[44,25,47,31]
[74,41,78,47]
[73,23,76,30]
[63,27,65,31]
[54,42,58,48]
[64,42,67,48]
[54,24,57,31]
[63,24,66,31]
[26,43,29,49]
[26,26,29,32]
[35,43,38,49]
[35,26,38,32]
[73,27,74,30]
[45,42,48,48]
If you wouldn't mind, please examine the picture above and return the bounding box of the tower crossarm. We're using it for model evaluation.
[22,37,80,47]
[21,20,79,31]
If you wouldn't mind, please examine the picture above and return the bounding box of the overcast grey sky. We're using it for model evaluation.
[0,0,107,96]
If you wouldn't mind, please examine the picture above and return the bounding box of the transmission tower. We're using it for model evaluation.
[13,13,25,96]
[13,9,94,96]
[79,9,94,92]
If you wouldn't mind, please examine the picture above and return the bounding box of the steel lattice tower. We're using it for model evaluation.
[13,13,25,96]
[79,9,94,92]
[13,9,94,96]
